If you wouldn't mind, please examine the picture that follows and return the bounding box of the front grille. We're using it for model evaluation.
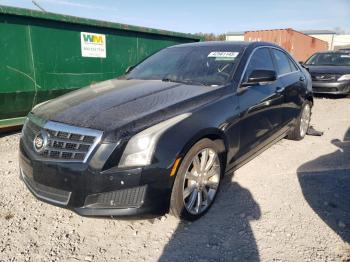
[84,186,147,209]
[22,114,103,162]
[311,73,341,81]
[43,127,96,160]
[313,86,339,93]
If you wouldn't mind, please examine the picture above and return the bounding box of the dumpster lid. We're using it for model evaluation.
[0,5,200,41]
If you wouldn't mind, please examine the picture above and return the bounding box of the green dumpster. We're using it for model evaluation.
[0,6,200,128]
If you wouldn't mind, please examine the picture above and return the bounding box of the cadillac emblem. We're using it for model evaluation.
[33,130,48,153]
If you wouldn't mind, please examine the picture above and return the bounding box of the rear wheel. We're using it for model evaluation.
[287,101,311,141]
[170,139,223,221]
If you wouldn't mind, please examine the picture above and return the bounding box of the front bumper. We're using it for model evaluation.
[312,80,350,95]
[19,141,172,217]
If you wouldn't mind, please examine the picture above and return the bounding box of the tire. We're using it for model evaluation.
[287,101,312,141]
[170,138,223,221]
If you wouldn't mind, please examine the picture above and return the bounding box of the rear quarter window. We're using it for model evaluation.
[272,49,293,76]
[288,57,299,72]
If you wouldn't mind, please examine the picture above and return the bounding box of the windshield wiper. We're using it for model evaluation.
[162,77,209,86]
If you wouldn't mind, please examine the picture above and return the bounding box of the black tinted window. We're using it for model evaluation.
[305,52,350,66]
[244,48,274,81]
[272,49,292,75]
[288,58,299,72]
[128,46,243,86]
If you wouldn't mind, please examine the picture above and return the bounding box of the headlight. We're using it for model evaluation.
[118,113,191,168]
[338,74,350,81]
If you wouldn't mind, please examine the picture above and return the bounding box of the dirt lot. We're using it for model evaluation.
[0,98,349,262]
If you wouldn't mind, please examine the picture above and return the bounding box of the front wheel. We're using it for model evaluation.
[170,139,223,221]
[287,101,312,141]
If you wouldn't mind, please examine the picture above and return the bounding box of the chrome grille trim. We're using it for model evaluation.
[311,73,341,81]
[23,115,103,163]
[44,121,103,162]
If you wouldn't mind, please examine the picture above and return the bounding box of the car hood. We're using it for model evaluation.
[307,65,350,75]
[33,79,225,141]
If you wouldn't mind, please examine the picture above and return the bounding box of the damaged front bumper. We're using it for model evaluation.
[19,141,171,217]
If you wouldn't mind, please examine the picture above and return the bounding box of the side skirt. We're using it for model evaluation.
[225,129,289,175]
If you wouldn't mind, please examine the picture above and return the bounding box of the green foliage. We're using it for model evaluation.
[195,32,226,41]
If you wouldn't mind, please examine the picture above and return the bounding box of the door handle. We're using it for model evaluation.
[276,87,285,93]
[299,76,306,81]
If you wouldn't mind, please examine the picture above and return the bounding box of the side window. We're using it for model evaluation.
[288,57,299,72]
[272,49,293,75]
[243,48,274,82]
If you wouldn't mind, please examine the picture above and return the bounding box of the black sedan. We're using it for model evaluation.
[304,51,350,95]
[19,41,313,220]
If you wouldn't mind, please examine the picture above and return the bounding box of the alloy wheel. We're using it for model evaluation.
[300,104,311,137]
[182,148,221,215]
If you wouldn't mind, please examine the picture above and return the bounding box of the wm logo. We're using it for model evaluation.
[83,34,104,43]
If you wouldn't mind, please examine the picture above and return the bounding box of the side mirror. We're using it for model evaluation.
[298,61,304,65]
[242,70,277,87]
[125,65,135,74]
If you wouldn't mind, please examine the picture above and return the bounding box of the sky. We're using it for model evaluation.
[0,0,349,34]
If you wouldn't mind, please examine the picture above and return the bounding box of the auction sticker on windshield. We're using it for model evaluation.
[208,52,239,61]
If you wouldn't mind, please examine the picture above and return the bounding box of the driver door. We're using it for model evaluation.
[234,47,285,163]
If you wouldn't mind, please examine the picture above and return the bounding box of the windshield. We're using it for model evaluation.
[127,46,242,86]
[305,52,350,66]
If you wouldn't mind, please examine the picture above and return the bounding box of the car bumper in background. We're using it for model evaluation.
[312,80,350,95]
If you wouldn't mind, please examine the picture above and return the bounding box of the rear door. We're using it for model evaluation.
[271,48,305,126]
[233,47,285,164]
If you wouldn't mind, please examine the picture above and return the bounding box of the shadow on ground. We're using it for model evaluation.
[0,127,21,138]
[159,173,261,262]
[313,94,350,99]
[297,128,350,243]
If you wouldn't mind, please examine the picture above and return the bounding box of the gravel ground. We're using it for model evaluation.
[0,98,349,262]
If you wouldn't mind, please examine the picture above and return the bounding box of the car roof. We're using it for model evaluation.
[313,50,350,55]
[169,41,281,50]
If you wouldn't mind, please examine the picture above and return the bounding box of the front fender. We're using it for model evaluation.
[153,93,238,174]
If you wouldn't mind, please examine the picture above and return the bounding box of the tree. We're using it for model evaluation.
[195,32,226,41]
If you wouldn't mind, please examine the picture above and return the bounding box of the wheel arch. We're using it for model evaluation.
[168,128,228,219]
[177,127,228,172]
